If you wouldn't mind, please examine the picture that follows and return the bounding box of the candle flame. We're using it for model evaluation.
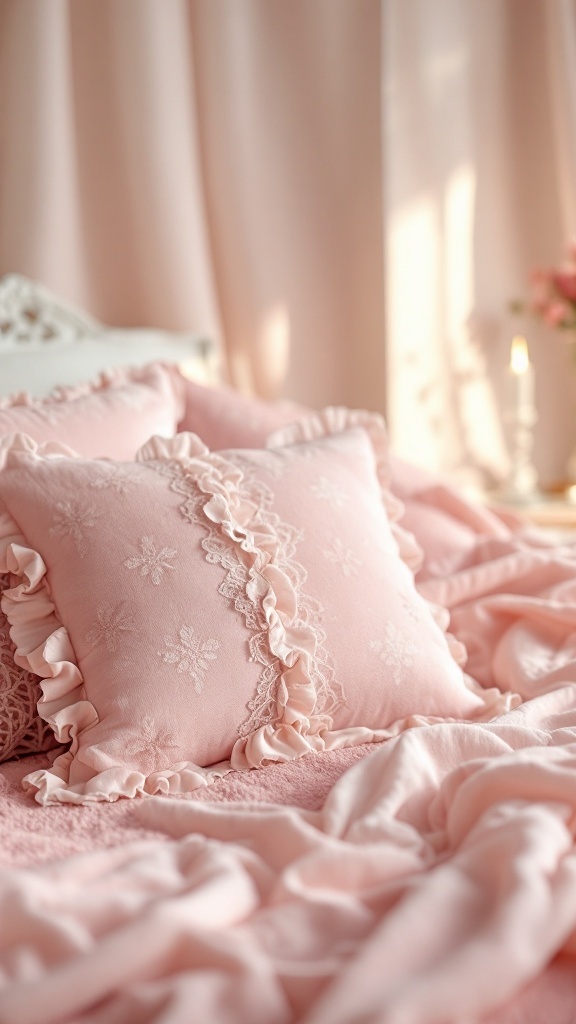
[510,335,529,375]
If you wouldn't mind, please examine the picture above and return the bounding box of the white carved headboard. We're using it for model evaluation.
[0,274,220,396]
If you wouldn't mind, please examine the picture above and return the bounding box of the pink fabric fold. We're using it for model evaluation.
[3,700,576,1023]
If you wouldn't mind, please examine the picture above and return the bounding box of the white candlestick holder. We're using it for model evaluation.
[502,406,539,502]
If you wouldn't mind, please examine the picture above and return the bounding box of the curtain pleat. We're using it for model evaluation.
[0,0,575,482]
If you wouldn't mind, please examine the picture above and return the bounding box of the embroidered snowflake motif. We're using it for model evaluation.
[127,714,180,769]
[116,389,149,412]
[295,443,319,460]
[90,466,134,495]
[124,536,177,585]
[228,451,283,482]
[84,603,138,653]
[33,402,76,427]
[323,537,362,577]
[287,440,327,461]
[160,625,220,694]
[400,594,422,624]
[370,623,417,685]
[49,500,103,557]
[310,476,348,509]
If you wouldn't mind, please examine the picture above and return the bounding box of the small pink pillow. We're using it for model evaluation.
[177,376,310,449]
[0,363,183,459]
[0,414,507,804]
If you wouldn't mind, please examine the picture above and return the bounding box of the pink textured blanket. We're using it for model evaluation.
[2,473,576,1023]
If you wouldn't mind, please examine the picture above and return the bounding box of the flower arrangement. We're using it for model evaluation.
[511,242,576,331]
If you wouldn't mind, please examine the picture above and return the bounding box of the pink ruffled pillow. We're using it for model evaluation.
[0,362,183,760]
[177,377,310,449]
[0,363,183,459]
[0,413,507,804]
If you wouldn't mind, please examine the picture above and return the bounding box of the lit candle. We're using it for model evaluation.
[509,335,535,418]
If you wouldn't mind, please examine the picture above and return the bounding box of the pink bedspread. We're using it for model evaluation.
[3,469,576,1023]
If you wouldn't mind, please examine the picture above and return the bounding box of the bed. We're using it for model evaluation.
[1,276,576,1024]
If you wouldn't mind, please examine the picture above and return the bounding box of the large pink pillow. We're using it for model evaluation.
[177,376,310,449]
[0,414,507,804]
[0,363,183,459]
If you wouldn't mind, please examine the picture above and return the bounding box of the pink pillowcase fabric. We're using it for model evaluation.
[0,414,508,804]
[177,377,310,449]
[0,363,183,459]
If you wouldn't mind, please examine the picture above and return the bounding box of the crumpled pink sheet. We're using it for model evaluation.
[3,465,576,1023]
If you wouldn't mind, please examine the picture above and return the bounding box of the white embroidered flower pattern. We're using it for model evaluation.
[400,594,421,624]
[124,536,177,585]
[370,623,417,685]
[85,603,138,653]
[116,389,149,412]
[228,451,283,481]
[323,537,362,577]
[127,714,180,769]
[90,466,134,495]
[160,625,220,693]
[33,402,76,427]
[49,500,103,557]
[288,442,321,461]
[311,476,348,509]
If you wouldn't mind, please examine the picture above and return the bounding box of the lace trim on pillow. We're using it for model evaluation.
[146,456,344,737]
[0,573,55,761]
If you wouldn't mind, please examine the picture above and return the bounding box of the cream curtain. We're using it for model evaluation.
[384,0,576,487]
[0,0,575,485]
[0,0,384,415]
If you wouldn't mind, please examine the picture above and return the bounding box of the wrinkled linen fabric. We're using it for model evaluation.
[2,467,576,1021]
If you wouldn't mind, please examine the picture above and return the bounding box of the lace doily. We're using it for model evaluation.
[0,574,55,760]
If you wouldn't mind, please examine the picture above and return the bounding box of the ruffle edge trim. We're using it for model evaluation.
[0,361,184,423]
[0,435,227,803]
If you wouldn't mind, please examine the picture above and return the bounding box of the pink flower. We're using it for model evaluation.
[543,299,571,326]
[529,267,554,284]
[553,271,576,302]
[514,247,576,333]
